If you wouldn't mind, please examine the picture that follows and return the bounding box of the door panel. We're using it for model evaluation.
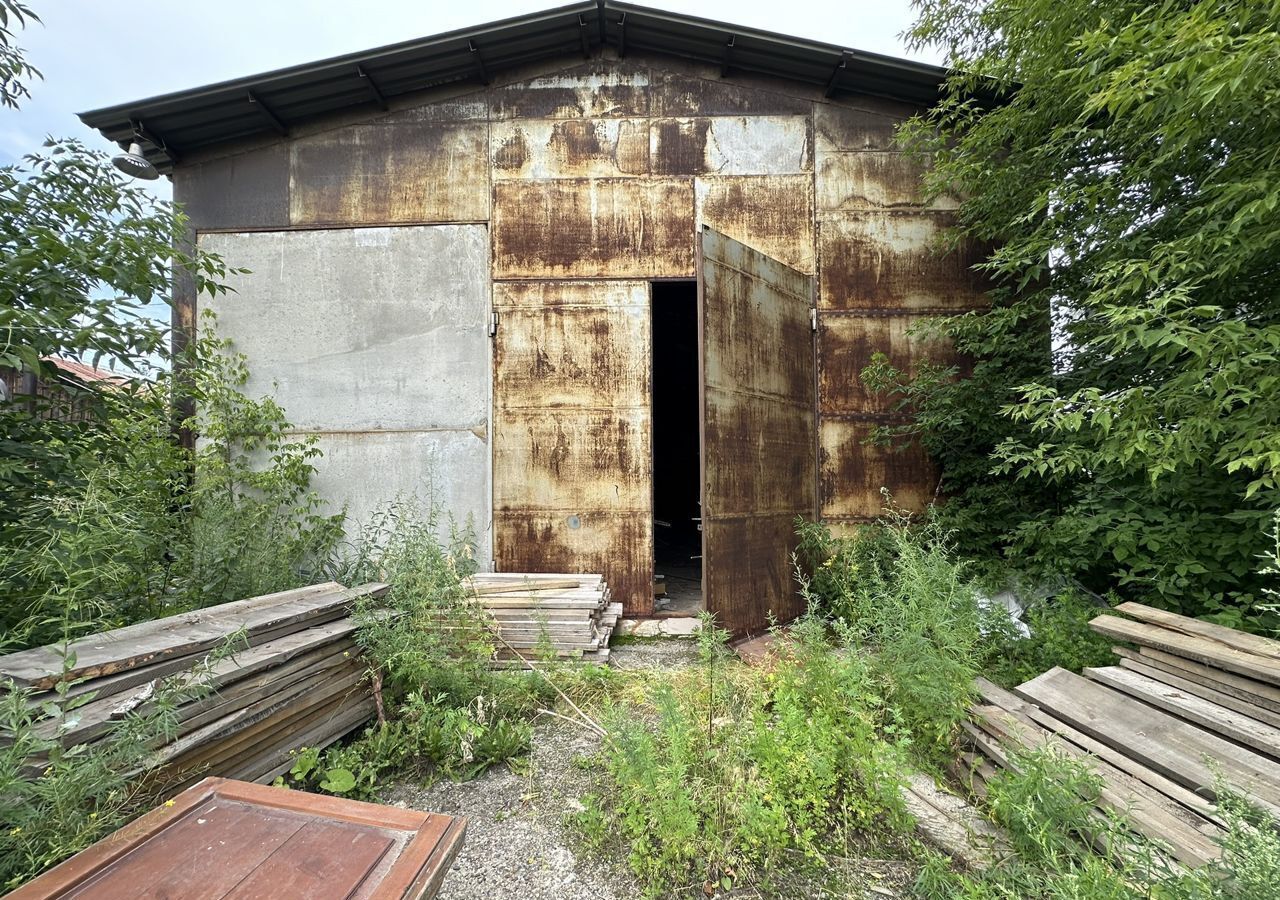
[492,281,654,615]
[699,227,816,634]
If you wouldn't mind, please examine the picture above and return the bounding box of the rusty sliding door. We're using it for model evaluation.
[698,227,816,635]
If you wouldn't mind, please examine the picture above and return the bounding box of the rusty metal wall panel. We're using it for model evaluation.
[489,61,651,119]
[650,116,811,176]
[817,313,956,416]
[818,420,937,520]
[289,121,489,225]
[817,152,958,211]
[492,280,653,614]
[494,511,653,615]
[491,119,649,179]
[818,212,989,310]
[492,178,694,279]
[173,145,289,230]
[652,70,813,116]
[814,99,915,151]
[701,227,815,635]
[695,174,814,273]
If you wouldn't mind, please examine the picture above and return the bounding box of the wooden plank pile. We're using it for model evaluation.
[0,582,387,793]
[959,601,1280,869]
[463,573,622,665]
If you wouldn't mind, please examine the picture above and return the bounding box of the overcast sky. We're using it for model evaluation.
[1,0,936,199]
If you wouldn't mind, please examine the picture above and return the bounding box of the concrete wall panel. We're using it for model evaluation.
[290,121,489,225]
[200,225,491,558]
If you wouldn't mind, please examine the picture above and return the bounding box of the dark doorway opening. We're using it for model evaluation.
[651,280,702,614]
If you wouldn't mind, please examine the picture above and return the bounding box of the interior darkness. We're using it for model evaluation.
[651,281,703,607]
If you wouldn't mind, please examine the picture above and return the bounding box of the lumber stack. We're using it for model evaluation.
[463,573,622,665]
[959,601,1280,869]
[0,581,387,794]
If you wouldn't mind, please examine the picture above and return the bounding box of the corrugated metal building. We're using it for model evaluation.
[81,2,988,634]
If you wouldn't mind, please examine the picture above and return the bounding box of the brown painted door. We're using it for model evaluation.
[699,227,817,635]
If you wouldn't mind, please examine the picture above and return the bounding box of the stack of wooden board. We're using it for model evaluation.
[463,573,622,665]
[0,581,387,794]
[958,601,1280,869]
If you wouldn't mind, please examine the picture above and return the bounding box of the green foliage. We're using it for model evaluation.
[276,502,549,800]
[982,592,1115,688]
[799,510,985,758]
[0,326,345,649]
[0,639,236,890]
[185,320,345,608]
[588,616,910,897]
[881,0,1280,625]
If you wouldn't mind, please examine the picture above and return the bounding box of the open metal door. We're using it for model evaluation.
[698,226,817,635]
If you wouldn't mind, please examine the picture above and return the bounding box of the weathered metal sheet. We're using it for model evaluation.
[817,313,957,416]
[489,62,651,119]
[173,145,289,230]
[818,212,989,310]
[492,280,649,309]
[492,280,653,614]
[695,174,814,273]
[493,408,650,512]
[652,70,813,116]
[651,116,811,175]
[814,99,915,151]
[494,511,653,616]
[289,121,489,225]
[700,227,815,635]
[491,178,694,279]
[490,119,649,179]
[817,151,957,211]
[494,304,650,408]
[200,225,491,561]
[818,419,937,520]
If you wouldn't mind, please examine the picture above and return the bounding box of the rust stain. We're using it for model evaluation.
[494,511,653,615]
[818,212,990,310]
[650,119,708,175]
[816,151,958,211]
[696,174,814,273]
[289,121,488,225]
[819,419,936,520]
[491,119,649,179]
[493,132,529,170]
[700,228,815,635]
[814,101,912,151]
[492,178,694,278]
[489,62,651,120]
[817,313,959,416]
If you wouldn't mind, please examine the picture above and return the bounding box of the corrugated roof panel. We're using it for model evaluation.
[79,1,946,172]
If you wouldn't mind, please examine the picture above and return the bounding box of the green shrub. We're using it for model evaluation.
[981,592,1116,688]
[589,616,910,897]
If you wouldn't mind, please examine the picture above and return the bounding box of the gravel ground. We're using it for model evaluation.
[384,640,697,900]
[384,639,920,899]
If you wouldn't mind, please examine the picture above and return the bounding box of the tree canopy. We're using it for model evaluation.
[882,0,1280,626]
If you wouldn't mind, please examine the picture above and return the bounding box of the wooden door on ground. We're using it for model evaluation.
[699,227,817,635]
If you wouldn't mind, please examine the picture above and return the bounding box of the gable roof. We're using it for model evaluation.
[78,1,946,175]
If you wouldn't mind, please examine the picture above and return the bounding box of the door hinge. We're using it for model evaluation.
[810,308,818,332]
[489,311,499,337]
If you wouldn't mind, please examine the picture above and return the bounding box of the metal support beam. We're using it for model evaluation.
[721,35,735,77]
[468,40,491,84]
[617,12,627,58]
[246,91,288,135]
[578,14,591,59]
[356,65,389,110]
[824,53,849,97]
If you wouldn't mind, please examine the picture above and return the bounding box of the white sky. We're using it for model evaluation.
[0,0,937,199]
